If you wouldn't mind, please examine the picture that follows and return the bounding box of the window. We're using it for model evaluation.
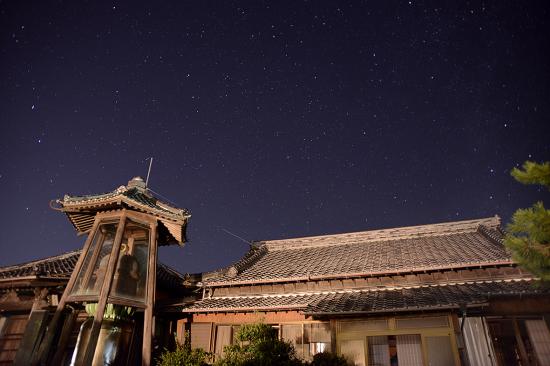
[341,339,365,366]
[487,317,550,366]
[110,221,150,302]
[337,316,457,366]
[367,335,424,366]
[70,223,117,297]
[304,323,331,360]
[281,324,303,359]
[425,336,454,366]
[367,335,390,366]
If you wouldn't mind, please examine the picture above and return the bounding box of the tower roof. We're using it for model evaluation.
[54,177,191,245]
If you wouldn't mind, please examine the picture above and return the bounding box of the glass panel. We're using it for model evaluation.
[396,335,423,366]
[426,336,454,366]
[70,318,134,366]
[341,339,365,366]
[396,316,448,329]
[339,319,389,334]
[304,323,331,361]
[70,223,117,296]
[367,336,390,366]
[281,324,303,359]
[339,321,365,334]
[110,221,150,302]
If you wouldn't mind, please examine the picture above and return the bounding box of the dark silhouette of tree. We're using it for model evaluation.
[505,161,550,281]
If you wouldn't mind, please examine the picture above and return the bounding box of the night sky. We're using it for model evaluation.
[1,1,549,275]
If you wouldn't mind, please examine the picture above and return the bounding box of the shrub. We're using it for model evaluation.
[215,323,303,366]
[308,352,349,366]
[157,332,212,366]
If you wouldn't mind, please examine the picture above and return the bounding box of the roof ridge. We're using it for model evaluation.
[157,261,186,279]
[257,216,501,251]
[202,246,268,281]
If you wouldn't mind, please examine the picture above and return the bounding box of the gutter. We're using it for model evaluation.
[305,302,489,316]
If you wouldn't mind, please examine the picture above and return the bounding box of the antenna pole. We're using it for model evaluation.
[146,157,153,187]
[220,227,252,246]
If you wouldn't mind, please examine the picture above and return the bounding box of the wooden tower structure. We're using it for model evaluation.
[34,177,190,366]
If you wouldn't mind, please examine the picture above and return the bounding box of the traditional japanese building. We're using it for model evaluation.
[178,216,550,366]
[1,178,550,366]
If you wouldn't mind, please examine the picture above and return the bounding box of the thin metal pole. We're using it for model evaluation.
[145,157,153,187]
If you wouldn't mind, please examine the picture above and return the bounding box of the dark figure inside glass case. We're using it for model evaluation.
[114,254,140,297]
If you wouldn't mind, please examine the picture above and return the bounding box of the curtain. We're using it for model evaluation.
[396,335,423,366]
[341,339,366,366]
[214,326,232,357]
[525,319,550,366]
[425,336,454,366]
[367,336,390,366]
[282,324,303,358]
[462,317,494,366]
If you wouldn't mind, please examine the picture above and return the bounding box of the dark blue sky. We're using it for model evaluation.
[1,1,549,275]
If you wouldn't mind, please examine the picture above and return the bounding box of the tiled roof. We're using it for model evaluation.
[0,251,79,280]
[55,177,191,245]
[0,250,187,290]
[203,217,512,286]
[182,279,545,314]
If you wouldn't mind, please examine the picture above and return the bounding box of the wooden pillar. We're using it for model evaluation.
[330,319,337,354]
[35,219,101,365]
[512,317,529,365]
[142,222,158,366]
[81,214,127,366]
[50,310,78,365]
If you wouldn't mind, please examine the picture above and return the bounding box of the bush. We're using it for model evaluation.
[157,333,212,366]
[308,352,349,366]
[215,323,303,366]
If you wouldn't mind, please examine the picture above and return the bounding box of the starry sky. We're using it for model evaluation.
[0,1,549,275]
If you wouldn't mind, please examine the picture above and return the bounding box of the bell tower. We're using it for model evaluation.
[35,177,190,366]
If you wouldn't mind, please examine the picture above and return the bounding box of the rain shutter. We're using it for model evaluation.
[191,323,212,351]
[525,320,550,366]
[462,317,494,366]
[396,334,423,366]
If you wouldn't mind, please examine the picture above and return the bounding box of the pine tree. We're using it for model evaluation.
[504,161,550,281]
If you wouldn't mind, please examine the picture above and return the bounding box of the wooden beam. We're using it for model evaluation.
[142,222,158,366]
[512,317,529,365]
[49,309,77,365]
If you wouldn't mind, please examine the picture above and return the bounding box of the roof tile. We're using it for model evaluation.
[182,279,546,314]
[205,218,511,285]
